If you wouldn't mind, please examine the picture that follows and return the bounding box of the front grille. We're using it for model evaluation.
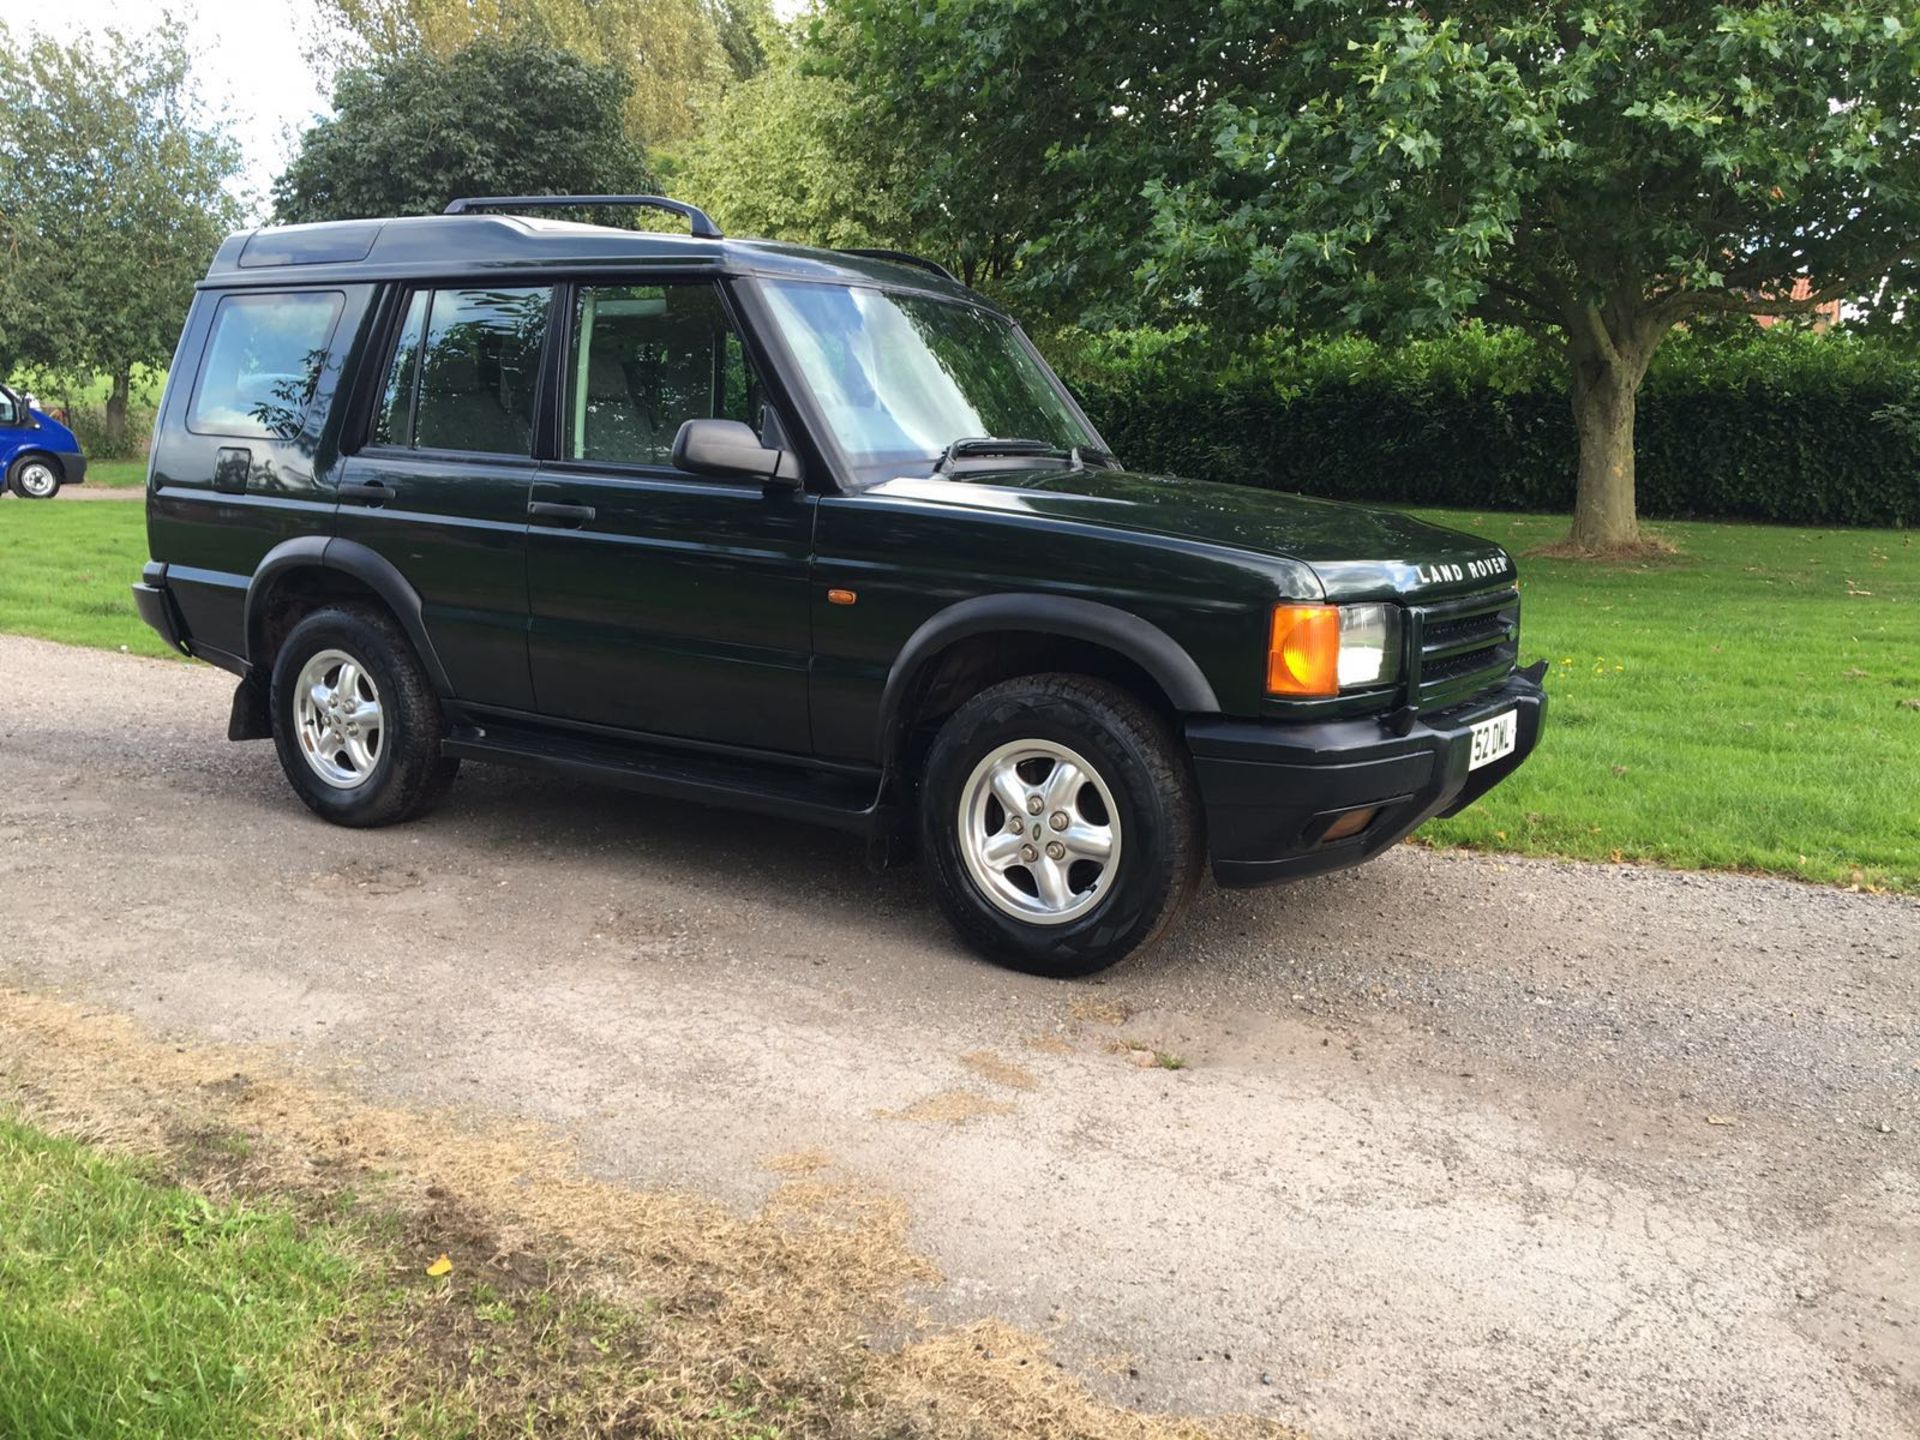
[1409,588,1519,709]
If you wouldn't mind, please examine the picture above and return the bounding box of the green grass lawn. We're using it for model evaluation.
[0,497,174,656]
[0,1118,358,1438]
[19,365,168,411]
[1,497,1914,888]
[87,458,148,487]
[1415,508,1919,891]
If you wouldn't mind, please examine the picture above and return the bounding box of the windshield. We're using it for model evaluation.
[759,280,1097,485]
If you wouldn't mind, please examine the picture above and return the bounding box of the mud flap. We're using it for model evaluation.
[227,673,273,741]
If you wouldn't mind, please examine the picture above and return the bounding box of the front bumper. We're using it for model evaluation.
[1189,667,1547,888]
[54,450,87,485]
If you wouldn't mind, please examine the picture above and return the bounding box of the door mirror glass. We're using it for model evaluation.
[672,418,801,486]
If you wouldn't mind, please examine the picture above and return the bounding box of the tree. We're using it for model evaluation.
[671,21,916,252]
[304,0,771,149]
[1141,3,1920,550]
[819,2,1245,309]
[272,37,653,224]
[0,22,241,451]
[820,1,1920,549]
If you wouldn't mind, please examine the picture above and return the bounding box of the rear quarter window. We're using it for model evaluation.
[187,290,346,440]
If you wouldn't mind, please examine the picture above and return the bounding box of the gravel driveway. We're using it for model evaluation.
[1,633,1914,1439]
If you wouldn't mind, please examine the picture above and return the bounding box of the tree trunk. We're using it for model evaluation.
[1566,355,1641,549]
[104,369,132,457]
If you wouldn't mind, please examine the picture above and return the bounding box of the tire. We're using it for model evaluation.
[920,674,1203,977]
[8,454,62,499]
[269,603,458,827]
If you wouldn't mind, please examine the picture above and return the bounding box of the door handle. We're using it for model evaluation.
[339,479,390,506]
[528,500,596,526]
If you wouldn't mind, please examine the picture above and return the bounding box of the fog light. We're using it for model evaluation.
[1320,806,1378,843]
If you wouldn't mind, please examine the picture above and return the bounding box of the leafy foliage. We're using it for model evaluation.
[1141,2,1920,544]
[0,23,241,451]
[817,2,1239,308]
[272,37,652,224]
[671,21,916,249]
[1071,326,1920,528]
[1143,4,1920,333]
[304,0,771,147]
[821,1,1920,545]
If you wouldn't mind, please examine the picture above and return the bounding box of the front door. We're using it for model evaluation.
[334,283,552,711]
[525,279,813,753]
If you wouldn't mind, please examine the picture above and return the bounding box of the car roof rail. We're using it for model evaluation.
[442,194,722,239]
[836,248,959,284]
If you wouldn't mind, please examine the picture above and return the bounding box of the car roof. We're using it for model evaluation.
[201,213,1000,311]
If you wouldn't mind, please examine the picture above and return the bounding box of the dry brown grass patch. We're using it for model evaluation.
[1024,1032,1076,1055]
[1070,997,1136,1027]
[876,1088,1018,1126]
[960,1049,1041,1091]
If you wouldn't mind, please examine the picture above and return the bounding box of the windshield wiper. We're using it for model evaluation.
[935,437,1121,475]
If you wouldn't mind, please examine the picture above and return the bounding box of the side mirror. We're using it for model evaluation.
[672,418,803,488]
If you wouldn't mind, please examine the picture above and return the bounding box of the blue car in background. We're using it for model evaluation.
[0,382,87,498]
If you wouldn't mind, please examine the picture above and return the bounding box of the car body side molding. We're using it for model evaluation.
[878,593,1221,764]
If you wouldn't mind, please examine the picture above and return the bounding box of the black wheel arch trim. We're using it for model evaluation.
[244,536,454,695]
[878,593,1220,764]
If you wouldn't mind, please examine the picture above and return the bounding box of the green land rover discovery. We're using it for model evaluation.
[133,195,1546,976]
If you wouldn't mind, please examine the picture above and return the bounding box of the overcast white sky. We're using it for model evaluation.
[50,0,329,213]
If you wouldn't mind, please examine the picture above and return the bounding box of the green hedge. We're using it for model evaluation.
[1064,326,1920,528]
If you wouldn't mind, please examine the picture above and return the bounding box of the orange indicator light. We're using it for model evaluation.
[1267,605,1340,696]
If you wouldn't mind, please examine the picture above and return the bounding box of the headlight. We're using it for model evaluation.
[1335,603,1402,689]
[1267,603,1403,697]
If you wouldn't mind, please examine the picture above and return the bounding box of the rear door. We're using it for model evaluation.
[524,278,814,753]
[146,285,367,664]
[333,284,553,710]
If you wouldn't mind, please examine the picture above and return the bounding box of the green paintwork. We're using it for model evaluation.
[805,468,1515,760]
[863,468,1516,602]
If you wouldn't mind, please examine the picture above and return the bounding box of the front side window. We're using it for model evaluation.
[0,387,19,427]
[188,290,345,439]
[565,283,756,468]
[375,286,551,456]
[759,280,1095,484]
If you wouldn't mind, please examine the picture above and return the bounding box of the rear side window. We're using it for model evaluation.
[188,291,345,439]
[373,286,551,456]
[372,291,428,447]
[565,283,757,468]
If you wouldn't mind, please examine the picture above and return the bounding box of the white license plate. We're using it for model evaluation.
[1467,709,1518,771]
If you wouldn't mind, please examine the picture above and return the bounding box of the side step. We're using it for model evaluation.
[443,722,886,835]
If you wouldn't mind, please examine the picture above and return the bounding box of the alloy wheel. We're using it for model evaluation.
[956,739,1122,925]
[293,648,384,789]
